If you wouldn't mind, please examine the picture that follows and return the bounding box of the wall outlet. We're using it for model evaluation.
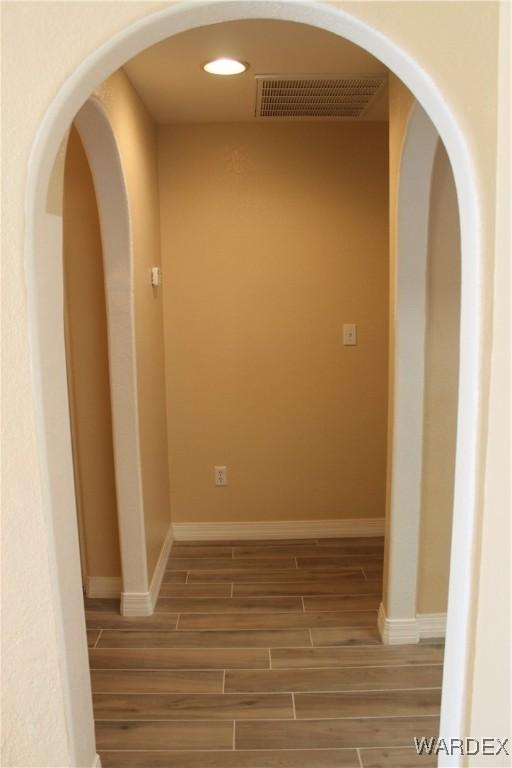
[214,465,227,486]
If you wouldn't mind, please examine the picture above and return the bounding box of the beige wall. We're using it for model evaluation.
[2,3,506,766]
[468,0,511,751]
[417,142,460,614]
[95,71,171,578]
[63,127,121,579]
[159,122,389,524]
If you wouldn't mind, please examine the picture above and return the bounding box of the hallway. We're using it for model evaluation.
[86,537,442,767]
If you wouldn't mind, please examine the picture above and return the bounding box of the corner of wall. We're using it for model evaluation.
[121,523,173,616]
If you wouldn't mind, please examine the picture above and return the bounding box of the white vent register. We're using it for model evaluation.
[255,74,385,120]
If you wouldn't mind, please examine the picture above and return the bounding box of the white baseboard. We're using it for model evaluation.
[417,612,447,639]
[121,524,173,617]
[378,602,420,644]
[378,603,447,644]
[172,518,385,541]
[85,576,121,598]
[121,590,153,616]
[148,523,174,609]
[91,754,102,768]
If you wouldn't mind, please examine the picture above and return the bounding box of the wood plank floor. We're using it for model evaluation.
[86,536,442,767]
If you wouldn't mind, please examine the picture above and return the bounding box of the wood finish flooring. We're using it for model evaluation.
[86,536,442,767]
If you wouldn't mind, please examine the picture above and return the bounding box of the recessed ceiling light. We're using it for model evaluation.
[202,58,248,76]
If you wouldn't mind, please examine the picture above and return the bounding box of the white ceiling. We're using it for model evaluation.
[123,20,389,124]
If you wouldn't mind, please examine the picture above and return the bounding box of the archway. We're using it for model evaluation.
[74,98,150,614]
[25,2,481,764]
[379,102,442,644]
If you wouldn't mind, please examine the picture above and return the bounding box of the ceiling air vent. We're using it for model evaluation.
[255,74,386,120]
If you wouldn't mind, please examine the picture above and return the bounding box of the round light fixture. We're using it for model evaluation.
[202,58,248,76]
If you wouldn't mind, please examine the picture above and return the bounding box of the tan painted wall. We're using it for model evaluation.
[63,127,121,579]
[417,142,461,614]
[159,122,389,524]
[95,71,171,578]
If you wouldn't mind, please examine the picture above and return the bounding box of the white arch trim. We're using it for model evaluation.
[25,2,482,764]
[74,98,150,612]
[378,103,441,644]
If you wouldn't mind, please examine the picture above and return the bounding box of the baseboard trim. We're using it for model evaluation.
[378,604,447,644]
[120,590,152,616]
[148,523,174,610]
[172,518,385,541]
[85,576,121,598]
[417,611,447,639]
[378,602,420,645]
[92,754,102,768]
[121,525,173,617]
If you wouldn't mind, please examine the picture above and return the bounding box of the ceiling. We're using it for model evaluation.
[123,20,389,124]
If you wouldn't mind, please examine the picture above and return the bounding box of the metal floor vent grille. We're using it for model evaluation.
[255,74,385,119]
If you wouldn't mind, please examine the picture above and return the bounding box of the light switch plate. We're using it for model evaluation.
[343,323,357,346]
[151,266,161,287]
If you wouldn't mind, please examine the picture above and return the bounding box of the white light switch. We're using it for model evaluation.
[151,267,161,287]
[343,324,357,346]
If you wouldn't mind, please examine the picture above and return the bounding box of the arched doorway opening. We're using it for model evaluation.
[25,2,481,764]
[382,102,445,643]
[73,98,151,613]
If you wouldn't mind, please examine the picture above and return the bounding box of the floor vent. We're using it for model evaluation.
[255,74,385,119]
